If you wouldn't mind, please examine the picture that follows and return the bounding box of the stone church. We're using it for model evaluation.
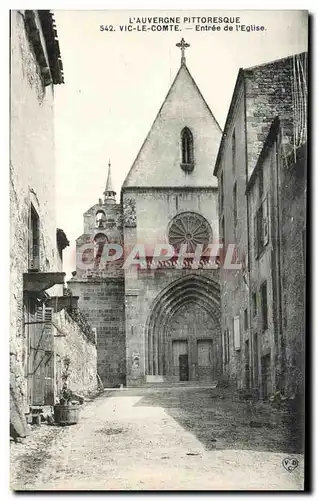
[69,41,222,387]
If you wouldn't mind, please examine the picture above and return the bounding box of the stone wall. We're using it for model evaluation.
[123,63,221,189]
[124,267,221,386]
[53,309,98,397]
[68,278,126,388]
[279,146,306,397]
[247,142,278,397]
[217,87,249,386]
[245,53,307,176]
[122,188,219,248]
[122,187,221,387]
[247,137,306,399]
[70,193,126,388]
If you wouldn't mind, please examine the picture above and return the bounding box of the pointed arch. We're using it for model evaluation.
[181,127,194,165]
[145,273,221,378]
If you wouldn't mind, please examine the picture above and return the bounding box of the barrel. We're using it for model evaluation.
[54,404,80,425]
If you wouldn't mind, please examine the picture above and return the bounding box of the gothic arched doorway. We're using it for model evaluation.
[146,274,221,383]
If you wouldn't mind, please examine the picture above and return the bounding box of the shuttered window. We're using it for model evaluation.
[254,195,269,258]
[260,281,268,331]
[233,316,241,351]
[35,305,53,322]
[28,304,54,406]
[29,204,40,271]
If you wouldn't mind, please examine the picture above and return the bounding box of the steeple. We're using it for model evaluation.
[103,159,116,204]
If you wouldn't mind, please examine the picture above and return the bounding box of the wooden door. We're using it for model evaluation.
[261,354,271,399]
[172,340,188,379]
[179,354,189,381]
[245,340,250,389]
[197,339,213,381]
[253,333,259,389]
[28,306,54,406]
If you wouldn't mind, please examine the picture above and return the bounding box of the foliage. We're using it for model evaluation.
[59,356,73,405]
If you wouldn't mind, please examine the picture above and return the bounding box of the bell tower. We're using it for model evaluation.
[68,157,125,388]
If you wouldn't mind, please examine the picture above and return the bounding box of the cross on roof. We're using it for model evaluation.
[176,38,190,65]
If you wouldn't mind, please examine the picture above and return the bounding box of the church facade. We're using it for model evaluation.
[69,43,223,387]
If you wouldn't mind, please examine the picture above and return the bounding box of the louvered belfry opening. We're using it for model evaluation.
[26,302,55,406]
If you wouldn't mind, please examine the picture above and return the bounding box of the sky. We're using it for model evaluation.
[52,10,308,278]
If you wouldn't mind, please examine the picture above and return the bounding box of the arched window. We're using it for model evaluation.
[181,127,193,164]
[181,127,194,173]
[95,210,106,228]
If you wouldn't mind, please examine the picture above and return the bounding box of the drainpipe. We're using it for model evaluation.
[275,130,285,394]
[243,75,254,392]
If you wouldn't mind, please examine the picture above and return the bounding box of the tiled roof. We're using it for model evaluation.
[38,10,64,84]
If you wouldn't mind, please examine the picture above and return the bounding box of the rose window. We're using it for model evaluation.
[168,212,212,253]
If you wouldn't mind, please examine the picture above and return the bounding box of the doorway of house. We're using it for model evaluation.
[253,333,259,392]
[261,353,271,399]
[245,339,250,389]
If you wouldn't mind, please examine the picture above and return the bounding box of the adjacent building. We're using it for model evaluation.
[10,10,98,437]
[214,52,307,399]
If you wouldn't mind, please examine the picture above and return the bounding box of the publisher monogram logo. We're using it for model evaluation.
[282,458,299,473]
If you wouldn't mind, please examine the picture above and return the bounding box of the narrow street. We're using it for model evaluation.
[10,387,304,491]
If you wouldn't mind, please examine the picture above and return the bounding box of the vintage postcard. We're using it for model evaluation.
[10,9,308,491]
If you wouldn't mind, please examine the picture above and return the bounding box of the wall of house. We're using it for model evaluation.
[247,139,306,399]
[215,53,307,395]
[244,55,301,176]
[279,147,306,398]
[248,145,277,398]
[216,86,249,387]
[53,309,98,397]
[10,10,60,412]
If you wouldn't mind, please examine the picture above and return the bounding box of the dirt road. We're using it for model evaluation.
[10,388,304,491]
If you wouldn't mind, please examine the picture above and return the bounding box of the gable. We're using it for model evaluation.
[123,64,222,189]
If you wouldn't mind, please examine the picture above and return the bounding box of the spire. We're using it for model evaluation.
[106,159,113,192]
[176,38,190,65]
[103,159,116,204]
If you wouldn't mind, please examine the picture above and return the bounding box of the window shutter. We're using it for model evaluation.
[223,331,228,364]
[233,316,241,351]
[35,304,44,322]
[44,307,53,322]
[263,196,269,246]
[254,214,258,257]
[35,305,53,322]
[227,329,230,362]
